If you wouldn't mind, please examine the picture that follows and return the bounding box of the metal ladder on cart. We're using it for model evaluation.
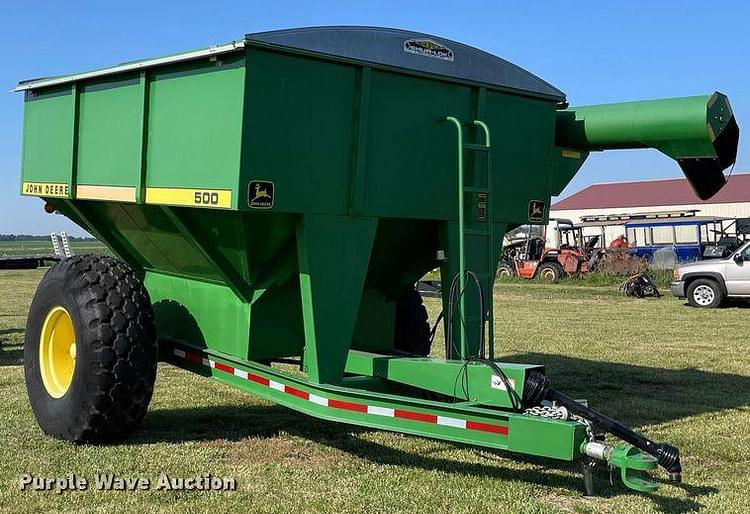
[443,116,495,361]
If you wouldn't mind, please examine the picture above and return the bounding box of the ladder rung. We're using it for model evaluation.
[464,187,490,193]
[463,143,490,152]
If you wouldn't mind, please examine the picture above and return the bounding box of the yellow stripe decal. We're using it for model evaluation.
[145,187,232,209]
[76,185,137,202]
[22,182,70,198]
[561,149,582,159]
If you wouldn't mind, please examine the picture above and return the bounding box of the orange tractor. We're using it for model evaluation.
[498,219,596,282]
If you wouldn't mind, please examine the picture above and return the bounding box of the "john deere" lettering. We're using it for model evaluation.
[22,182,70,198]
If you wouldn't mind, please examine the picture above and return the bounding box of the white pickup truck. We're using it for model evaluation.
[671,241,750,307]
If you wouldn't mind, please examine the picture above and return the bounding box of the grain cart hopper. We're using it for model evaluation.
[15,27,738,494]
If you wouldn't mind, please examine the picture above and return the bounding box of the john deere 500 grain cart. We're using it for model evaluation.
[15,27,738,494]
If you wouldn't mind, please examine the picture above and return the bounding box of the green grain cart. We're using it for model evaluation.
[15,27,738,494]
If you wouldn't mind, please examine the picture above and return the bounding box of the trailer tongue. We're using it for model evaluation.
[523,371,680,490]
[15,26,738,495]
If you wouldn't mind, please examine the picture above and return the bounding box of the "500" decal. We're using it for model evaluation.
[194,191,220,205]
[145,187,232,209]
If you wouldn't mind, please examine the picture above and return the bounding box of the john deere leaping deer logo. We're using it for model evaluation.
[528,200,545,222]
[248,181,274,209]
[253,184,271,200]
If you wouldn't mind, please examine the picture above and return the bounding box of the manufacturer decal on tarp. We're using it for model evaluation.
[403,39,454,61]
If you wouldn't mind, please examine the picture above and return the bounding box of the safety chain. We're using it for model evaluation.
[525,403,597,441]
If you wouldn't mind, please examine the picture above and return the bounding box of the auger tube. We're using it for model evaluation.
[524,371,682,482]
[556,92,739,200]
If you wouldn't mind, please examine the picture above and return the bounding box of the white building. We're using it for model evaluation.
[548,173,750,247]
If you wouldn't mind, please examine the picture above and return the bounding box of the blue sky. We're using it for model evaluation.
[1,0,748,235]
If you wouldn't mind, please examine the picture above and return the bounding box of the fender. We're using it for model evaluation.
[681,271,728,295]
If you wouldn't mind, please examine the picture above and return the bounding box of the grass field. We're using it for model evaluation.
[0,240,108,257]
[1,267,749,513]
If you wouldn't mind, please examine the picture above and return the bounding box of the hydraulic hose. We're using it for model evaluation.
[523,371,682,483]
[445,270,485,360]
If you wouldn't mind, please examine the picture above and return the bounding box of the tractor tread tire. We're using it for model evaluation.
[497,263,515,279]
[537,262,564,283]
[394,288,431,357]
[24,255,157,444]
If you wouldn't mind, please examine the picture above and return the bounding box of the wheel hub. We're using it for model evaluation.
[39,306,76,398]
[693,285,715,306]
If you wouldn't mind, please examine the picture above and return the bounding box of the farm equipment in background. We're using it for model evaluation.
[620,272,662,298]
[568,207,750,270]
[625,214,742,264]
[594,245,647,275]
[576,210,747,266]
[0,232,69,270]
[557,218,645,275]
[595,251,646,274]
[551,219,646,276]
[49,231,74,259]
[498,218,648,280]
[498,219,592,282]
[695,216,749,259]
[15,27,739,495]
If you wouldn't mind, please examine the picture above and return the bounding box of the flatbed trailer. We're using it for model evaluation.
[0,255,59,270]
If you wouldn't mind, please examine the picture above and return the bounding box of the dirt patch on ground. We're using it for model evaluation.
[494,293,613,305]
[546,298,612,305]
[493,293,525,301]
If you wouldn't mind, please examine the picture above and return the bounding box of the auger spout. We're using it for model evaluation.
[556,92,739,200]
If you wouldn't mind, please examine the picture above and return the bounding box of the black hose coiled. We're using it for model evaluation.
[522,371,550,407]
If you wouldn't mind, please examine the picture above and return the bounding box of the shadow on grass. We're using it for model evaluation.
[0,349,23,366]
[0,336,23,366]
[722,298,750,309]
[673,299,750,309]
[139,389,718,511]
[133,354,747,509]
[503,353,750,428]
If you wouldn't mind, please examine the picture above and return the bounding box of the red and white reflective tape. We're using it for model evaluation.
[171,347,509,436]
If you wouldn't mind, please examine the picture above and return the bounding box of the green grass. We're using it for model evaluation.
[1,269,749,512]
[571,269,676,289]
[0,240,109,257]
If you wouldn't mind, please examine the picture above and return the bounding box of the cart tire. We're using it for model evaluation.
[497,263,515,279]
[537,262,564,283]
[686,278,724,308]
[394,288,431,356]
[24,255,157,443]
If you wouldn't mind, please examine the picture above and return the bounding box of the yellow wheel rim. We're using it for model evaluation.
[39,306,76,398]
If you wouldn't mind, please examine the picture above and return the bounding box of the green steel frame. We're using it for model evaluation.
[165,342,587,460]
[15,29,739,492]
